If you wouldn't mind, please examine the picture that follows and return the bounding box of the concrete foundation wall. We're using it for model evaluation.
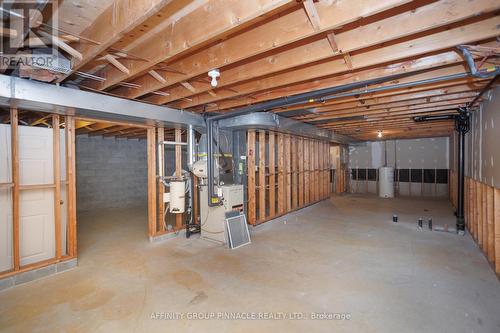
[76,135,148,212]
[462,86,500,188]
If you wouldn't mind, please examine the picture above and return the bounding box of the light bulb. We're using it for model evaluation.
[377,131,383,138]
[208,69,220,88]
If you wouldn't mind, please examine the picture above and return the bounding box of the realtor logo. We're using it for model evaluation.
[0,0,64,73]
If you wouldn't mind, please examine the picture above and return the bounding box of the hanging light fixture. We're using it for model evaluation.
[377,130,383,138]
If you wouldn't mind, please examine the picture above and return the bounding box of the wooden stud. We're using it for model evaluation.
[326,32,339,53]
[147,128,157,237]
[11,108,20,270]
[149,70,167,84]
[268,132,276,217]
[298,137,304,207]
[175,128,183,230]
[291,136,298,210]
[258,130,266,222]
[494,188,500,275]
[486,185,494,264]
[304,138,310,204]
[303,0,321,31]
[38,31,83,61]
[52,115,62,259]
[285,135,292,212]
[157,128,165,233]
[247,130,256,225]
[180,81,196,93]
[483,183,488,255]
[277,133,285,215]
[65,116,77,256]
[472,179,477,240]
[104,54,130,75]
[315,140,320,201]
[193,176,199,225]
[477,181,483,247]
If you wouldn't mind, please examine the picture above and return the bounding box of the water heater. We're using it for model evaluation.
[378,167,394,198]
[169,179,186,213]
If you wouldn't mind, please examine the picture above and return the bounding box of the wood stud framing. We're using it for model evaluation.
[1,110,79,279]
[147,128,157,238]
[246,130,330,226]
[53,115,62,259]
[464,177,500,277]
[11,108,20,271]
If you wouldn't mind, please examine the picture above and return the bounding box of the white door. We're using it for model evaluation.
[0,125,68,270]
[18,126,56,266]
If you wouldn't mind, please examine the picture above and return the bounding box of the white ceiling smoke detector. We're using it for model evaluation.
[208,69,220,87]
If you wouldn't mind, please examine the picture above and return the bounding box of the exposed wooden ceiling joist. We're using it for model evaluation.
[147,0,500,106]
[102,0,411,97]
[79,0,300,90]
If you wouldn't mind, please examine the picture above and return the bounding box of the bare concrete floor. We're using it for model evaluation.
[1,195,499,333]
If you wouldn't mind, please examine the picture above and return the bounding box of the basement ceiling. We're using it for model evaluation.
[1,0,500,140]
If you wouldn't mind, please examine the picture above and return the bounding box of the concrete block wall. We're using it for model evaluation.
[76,135,148,212]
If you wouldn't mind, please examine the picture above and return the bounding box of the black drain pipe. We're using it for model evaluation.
[414,110,470,234]
[454,109,470,234]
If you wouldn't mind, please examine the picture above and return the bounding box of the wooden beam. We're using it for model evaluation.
[298,137,304,207]
[38,31,83,61]
[494,188,500,276]
[82,0,298,90]
[247,130,256,225]
[276,79,487,113]
[109,0,411,99]
[11,107,20,271]
[180,81,196,93]
[304,138,310,204]
[293,88,484,117]
[285,135,291,212]
[487,185,494,265]
[259,131,266,222]
[149,70,167,84]
[268,132,275,217]
[103,55,130,75]
[52,115,62,259]
[326,32,339,53]
[157,127,165,233]
[147,128,157,237]
[302,0,321,30]
[291,136,298,209]
[58,0,180,81]
[277,132,284,215]
[155,0,500,106]
[65,116,77,256]
[343,53,353,69]
[180,15,500,110]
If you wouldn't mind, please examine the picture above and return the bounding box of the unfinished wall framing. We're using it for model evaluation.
[148,127,197,239]
[464,176,500,276]
[246,130,331,225]
[0,109,77,280]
